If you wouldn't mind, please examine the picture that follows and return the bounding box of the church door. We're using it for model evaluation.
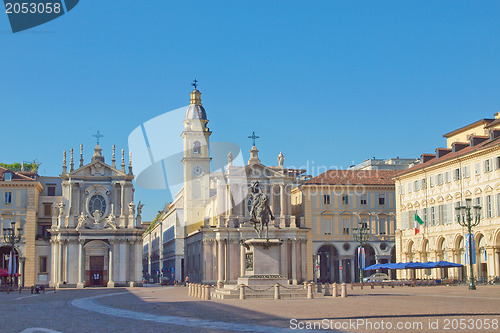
[90,256,104,286]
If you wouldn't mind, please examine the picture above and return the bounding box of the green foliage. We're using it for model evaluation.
[0,160,41,172]
[144,211,162,234]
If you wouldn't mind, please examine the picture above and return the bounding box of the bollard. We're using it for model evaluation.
[303,281,308,290]
[324,283,331,296]
[195,284,199,298]
[19,286,22,294]
[371,283,374,289]
[381,283,384,289]
[391,282,395,288]
[332,283,338,297]
[187,283,191,296]
[307,283,314,299]
[239,284,246,300]
[204,285,211,300]
[201,285,206,299]
[274,284,280,299]
[341,283,347,298]
[198,284,202,298]
[360,283,363,290]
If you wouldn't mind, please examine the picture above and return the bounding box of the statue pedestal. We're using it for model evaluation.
[237,238,288,286]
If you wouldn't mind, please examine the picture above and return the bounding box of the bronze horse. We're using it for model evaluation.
[249,181,275,238]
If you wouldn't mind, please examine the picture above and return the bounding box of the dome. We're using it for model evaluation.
[185,104,207,120]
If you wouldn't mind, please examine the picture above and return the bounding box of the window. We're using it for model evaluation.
[475,197,483,216]
[437,174,443,185]
[497,194,500,217]
[43,203,52,217]
[4,172,12,181]
[445,171,451,183]
[47,185,56,196]
[341,195,349,205]
[88,194,106,216]
[486,195,493,218]
[323,194,330,205]
[423,207,427,224]
[431,207,436,225]
[324,218,332,235]
[413,180,419,191]
[4,192,12,204]
[342,218,350,235]
[378,194,385,206]
[429,176,434,187]
[360,194,367,205]
[360,218,368,230]
[463,165,470,178]
[407,183,412,193]
[193,141,201,154]
[453,169,460,181]
[39,256,48,273]
[496,156,500,170]
[484,159,492,173]
[421,178,426,189]
[379,218,386,235]
[399,185,405,195]
[475,162,481,175]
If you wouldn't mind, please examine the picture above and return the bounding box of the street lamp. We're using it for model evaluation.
[353,224,369,283]
[2,226,23,285]
[455,198,481,290]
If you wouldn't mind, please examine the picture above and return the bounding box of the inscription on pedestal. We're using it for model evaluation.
[245,253,254,271]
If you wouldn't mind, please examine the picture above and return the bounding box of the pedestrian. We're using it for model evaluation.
[185,276,189,286]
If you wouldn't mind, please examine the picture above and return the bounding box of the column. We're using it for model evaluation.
[217,240,224,283]
[495,250,500,278]
[120,240,129,283]
[280,240,288,278]
[350,258,355,283]
[77,240,85,288]
[203,240,209,283]
[136,241,143,284]
[50,240,57,286]
[59,241,64,285]
[301,240,307,281]
[291,240,297,282]
[240,243,246,277]
[280,184,286,216]
[224,240,229,282]
[121,183,126,216]
[238,185,244,217]
[108,241,115,287]
[287,184,292,220]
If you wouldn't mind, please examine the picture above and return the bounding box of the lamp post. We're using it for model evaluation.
[455,198,481,290]
[2,226,23,286]
[353,224,369,283]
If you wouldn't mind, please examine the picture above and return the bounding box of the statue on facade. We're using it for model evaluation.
[104,213,117,229]
[93,210,102,224]
[128,201,136,217]
[57,202,65,216]
[249,181,274,239]
[52,203,59,217]
[76,212,88,230]
[228,151,233,167]
[136,201,144,225]
[278,152,284,167]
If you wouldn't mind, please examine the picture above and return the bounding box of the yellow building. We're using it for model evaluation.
[394,113,500,282]
[292,169,399,283]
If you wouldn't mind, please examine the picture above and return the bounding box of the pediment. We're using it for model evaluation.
[407,202,413,209]
[485,185,494,193]
[321,211,334,216]
[474,187,482,195]
[428,198,436,204]
[445,194,453,201]
[464,190,472,197]
[455,192,462,199]
[69,161,127,178]
[437,196,444,203]
[414,201,420,208]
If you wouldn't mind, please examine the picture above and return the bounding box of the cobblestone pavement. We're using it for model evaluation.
[2,285,500,333]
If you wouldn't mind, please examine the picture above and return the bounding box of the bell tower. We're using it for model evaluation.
[181,82,212,233]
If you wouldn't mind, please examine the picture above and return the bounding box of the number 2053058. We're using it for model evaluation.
[5,2,62,14]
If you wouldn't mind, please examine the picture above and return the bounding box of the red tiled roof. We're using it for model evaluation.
[0,167,37,181]
[303,169,398,186]
[395,136,500,177]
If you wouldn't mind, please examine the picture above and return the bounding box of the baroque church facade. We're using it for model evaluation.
[143,87,311,284]
[50,145,143,287]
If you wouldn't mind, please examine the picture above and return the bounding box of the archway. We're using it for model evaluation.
[456,235,466,281]
[0,246,19,286]
[406,241,415,279]
[476,233,488,282]
[84,240,110,287]
[316,244,339,283]
[436,237,448,278]
[353,244,376,282]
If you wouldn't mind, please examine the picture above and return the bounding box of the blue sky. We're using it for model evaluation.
[1,1,500,220]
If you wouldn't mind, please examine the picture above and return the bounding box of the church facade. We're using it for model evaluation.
[144,87,310,284]
[50,144,143,287]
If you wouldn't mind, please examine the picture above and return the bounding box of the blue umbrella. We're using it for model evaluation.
[433,260,463,268]
[363,263,384,271]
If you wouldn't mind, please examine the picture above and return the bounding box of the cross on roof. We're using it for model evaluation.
[248,131,260,146]
[192,79,198,90]
[93,130,104,145]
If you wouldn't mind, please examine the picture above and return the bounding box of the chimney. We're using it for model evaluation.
[420,153,436,164]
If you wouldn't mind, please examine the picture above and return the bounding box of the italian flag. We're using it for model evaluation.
[414,214,424,235]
